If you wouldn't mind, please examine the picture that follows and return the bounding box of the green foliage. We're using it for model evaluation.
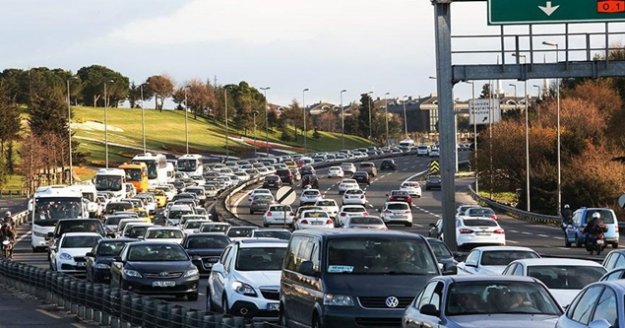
[77,65,129,107]
[357,93,373,138]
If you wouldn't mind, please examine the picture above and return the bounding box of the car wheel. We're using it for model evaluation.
[564,238,571,248]
[187,291,199,301]
[312,314,322,328]
[222,295,230,315]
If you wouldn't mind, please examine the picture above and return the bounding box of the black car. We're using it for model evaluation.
[85,238,134,283]
[182,233,230,274]
[276,169,294,185]
[110,241,200,300]
[301,174,320,189]
[300,165,316,176]
[425,174,442,190]
[262,175,283,189]
[380,159,397,171]
[426,237,458,275]
[352,171,370,185]
[47,219,106,253]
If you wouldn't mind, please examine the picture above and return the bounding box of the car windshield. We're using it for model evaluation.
[445,281,562,316]
[254,195,273,202]
[527,266,606,289]
[269,205,291,211]
[61,236,101,248]
[342,179,356,184]
[463,219,498,227]
[326,237,438,275]
[391,191,409,196]
[253,230,292,240]
[346,189,363,195]
[227,228,255,238]
[186,236,230,249]
[96,241,129,256]
[429,241,453,259]
[169,210,193,219]
[403,182,419,188]
[467,208,495,217]
[387,203,409,210]
[481,251,539,266]
[303,191,320,196]
[303,211,328,218]
[584,209,616,224]
[201,224,229,232]
[235,247,287,271]
[350,217,383,225]
[127,244,188,261]
[146,230,183,239]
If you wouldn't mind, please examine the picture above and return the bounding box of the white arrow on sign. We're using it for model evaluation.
[538,1,560,16]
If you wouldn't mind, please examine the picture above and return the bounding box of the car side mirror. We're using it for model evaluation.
[85,252,95,257]
[298,260,317,277]
[588,319,612,328]
[443,265,458,275]
[212,263,225,274]
[419,304,440,317]
[113,256,122,262]
[47,232,54,238]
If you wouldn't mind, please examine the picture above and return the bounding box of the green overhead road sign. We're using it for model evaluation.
[488,0,625,25]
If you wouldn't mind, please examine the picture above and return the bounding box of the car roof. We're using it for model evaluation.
[473,246,538,252]
[98,237,135,243]
[433,275,541,284]
[341,205,366,209]
[61,232,102,238]
[292,229,424,240]
[236,238,288,248]
[146,227,182,231]
[510,258,604,267]
[126,241,183,247]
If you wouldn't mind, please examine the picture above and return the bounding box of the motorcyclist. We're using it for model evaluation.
[3,212,16,235]
[584,212,607,253]
[561,205,573,228]
[0,222,16,259]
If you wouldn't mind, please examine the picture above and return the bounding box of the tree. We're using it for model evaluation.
[479,83,492,99]
[77,65,129,107]
[0,83,20,175]
[146,75,175,111]
[172,79,215,119]
[357,93,374,139]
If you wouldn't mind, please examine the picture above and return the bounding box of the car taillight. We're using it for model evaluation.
[491,214,498,220]
[301,220,309,224]
[364,212,368,216]
[459,228,473,234]
[616,226,619,233]
[360,195,364,199]
[494,229,505,234]
[326,219,333,225]
[266,211,272,216]
[340,212,346,216]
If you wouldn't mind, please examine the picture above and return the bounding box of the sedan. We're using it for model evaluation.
[342,188,367,205]
[425,175,442,190]
[402,275,563,328]
[247,189,272,202]
[341,162,356,175]
[555,280,625,328]
[144,227,185,244]
[249,194,276,214]
[400,181,422,198]
[295,210,334,230]
[338,179,359,194]
[262,204,295,228]
[337,205,368,226]
[182,233,230,274]
[110,242,200,300]
[457,246,540,275]
[85,238,135,283]
[315,199,339,218]
[380,159,397,170]
[352,171,370,185]
[299,189,322,206]
[262,175,283,189]
[342,216,387,230]
[50,232,103,273]
[387,190,413,205]
[327,166,344,178]
[456,217,505,249]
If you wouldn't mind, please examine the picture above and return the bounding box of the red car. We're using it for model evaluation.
[387,190,412,205]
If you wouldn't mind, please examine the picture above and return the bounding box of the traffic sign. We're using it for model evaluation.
[276,186,297,205]
[469,99,501,125]
[488,0,625,25]
[618,193,625,209]
[429,160,440,174]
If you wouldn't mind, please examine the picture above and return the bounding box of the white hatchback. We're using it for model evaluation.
[295,210,334,229]
[327,166,344,178]
[248,188,272,202]
[380,201,413,227]
[456,217,505,248]
[338,179,359,194]
[342,188,367,205]
[299,189,322,206]
[315,199,339,218]
[400,181,422,198]
[337,205,368,226]
[262,204,295,227]
[50,232,102,273]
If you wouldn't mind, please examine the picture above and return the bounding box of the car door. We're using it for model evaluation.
[405,281,444,327]
[210,245,232,307]
[300,237,323,326]
[281,236,305,325]
[110,245,128,286]
[557,286,604,328]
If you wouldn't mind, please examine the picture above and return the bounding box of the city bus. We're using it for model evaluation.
[119,162,149,193]
[132,153,168,188]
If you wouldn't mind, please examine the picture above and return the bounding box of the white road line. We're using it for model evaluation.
[16,231,31,244]
[414,224,423,228]
[538,234,550,238]
[507,240,519,244]
[554,236,564,240]
[509,229,519,233]
[521,232,532,235]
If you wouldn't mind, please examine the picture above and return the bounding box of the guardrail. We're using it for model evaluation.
[0,259,267,328]
[468,185,561,225]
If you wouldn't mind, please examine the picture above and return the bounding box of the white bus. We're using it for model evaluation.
[69,183,99,217]
[132,153,169,188]
[94,168,126,201]
[177,154,203,177]
[29,185,87,251]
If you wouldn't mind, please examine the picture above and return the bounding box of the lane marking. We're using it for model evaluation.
[507,240,519,244]
[16,231,31,244]
[37,309,62,319]
[538,234,550,238]
[521,232,532,235]
[509,230,519,234]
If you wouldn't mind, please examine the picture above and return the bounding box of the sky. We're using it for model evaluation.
[1,0,619,106]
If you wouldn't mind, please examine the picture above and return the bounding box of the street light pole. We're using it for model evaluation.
[66,78,75,184]
[367,91,373,146]
[302,88,309,153]
[140,83,147,154]
[252,112,258,157]
[513,53,531,212]
[340,89,346,149]
[533,85,542,100]
[260,87,271,156]
[184,86,189,155]
[402,96,409,138]
[384,92,390,146]
[508,84,517,112]
[104,79,114,169]
[543,41,562,216]
[225,88,229,158]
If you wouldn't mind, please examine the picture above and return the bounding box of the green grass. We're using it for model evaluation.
[478,191,518,205]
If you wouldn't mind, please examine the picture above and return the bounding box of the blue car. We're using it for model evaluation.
[555,280,625,328]
[402,275,563,328]
[566,208,619,248]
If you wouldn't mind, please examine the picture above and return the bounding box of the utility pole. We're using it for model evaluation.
[225,88,229,158]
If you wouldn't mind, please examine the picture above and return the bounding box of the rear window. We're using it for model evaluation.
[186,236,230,249]
[342,179,357,184]
[387,203,409,210]
[346,189,363,195]
[527,265,606,289]
[350,217,383,225]
[227,228,255,237]
[463,219,498,227]
[391,191,409,196]
[480,251,539,266]
[303,191,320,196]
[303,211,328,218]
[343,207,365,213]
[62,236,101,248]
[584,209,616,224]
[360,163,373,168]
[467,208,495,217]
[317,200,335,206]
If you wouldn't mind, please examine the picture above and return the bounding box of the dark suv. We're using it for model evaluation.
[276,169,294,185]
[262,175,283,189]
[352,171,370,185]
[380,159,397,171]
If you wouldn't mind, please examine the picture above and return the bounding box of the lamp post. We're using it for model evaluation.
[367,91,373,146]
[513,53,531,211]
[252,111,258,157]
[384,92,390,146]
[103,79,114,169]
[66,77,77,184]
[260,87,271,156]
[184,86,189,155]
[463,81,477,193]
[302,88,309,153]
[402,96,409,138]
[140,82,149,154]
[225,88,229,158]
[533,84,542,100]
[508,84,517,112]
[543,41,562,216]
[340,89,347,149]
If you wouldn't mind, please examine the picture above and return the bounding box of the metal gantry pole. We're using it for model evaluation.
[367,91,373,146]
[104,81,111,169]
[340,89,346,149]
[514,53,531,212]
[66,79,73,184]
[543,41,562,216]
[432,0,457,251]
[468,82,478,193]
[403,96,408,138]
[303,88,309,153]
[184,87,189,155]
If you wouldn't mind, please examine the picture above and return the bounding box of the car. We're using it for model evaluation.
[416,145,430,156]
[387,190,413,205]
[262,175,283,189]
[85,238,134,283]
[182,233,230,274]
[462,206,498,220]
[299,165,316,177]
[342,216,387,230]
[424,175,442,190]
[380,159,397,170]
[400,181,422,198]
[428,147,440,157]
[338,179,359,194]
[180,214,210,227]
[299,189,322,206]
[342,188,367,205]
[315,199,339,218]
[600,267,625,281]
[208,239,288,319]
[337,205,368,226]
[340,162,356,175]
[46,219,106,252]
[327,166,344,178]
[402,275,563,328]
[426,238,458,275]
[457,246,541,275]
[568,207,619,248]
[117,219,148,237]
[144,227,185,244]
[251,229,292,241]
[182,219,208,235]
[295,210,334,230]
[50,232,103,273]
[249,194,276,214]
[294,205,324,221]
[456,217,506,249]
[555,280,625,328]
[184,186,206,202]
[110,241,200,300]
[280,230,441,328]
[428,219,444,239]
[275,169,294,185]
[380,201,413,227]
[602,249,625,271]
[262,204,295,228]
[247,188,272,202]
[199,222,231,234]
[456,204,482,216]
[165,204,195,226]
[301,174,320,189]
[502,258,607,307]
[103,213,138,237]
[352,171,371,185]
[226,226,259,241]
[359,162,378,177]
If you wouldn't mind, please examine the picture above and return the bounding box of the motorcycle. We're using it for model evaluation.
[585,224,608,255]
[2,239,13,259]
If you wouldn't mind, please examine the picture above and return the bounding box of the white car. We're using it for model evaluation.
[327,166,344,178]
[315,199,339,218]
[248,188,272,202]
[456,204,481,216]
[184,186,206,201]
[50,232,102,273]
[456,217,505,249]
[400,181,422,198]
[337,205,368,226]
[428,147,440,157]
[338,179,360,194]
[502,258,606,307]
[182,219,209,234]
[262,204,295,227]
[295,210,334,229]
[341,162,357,175]
[203,185,220,198]
[380,201,413,227]
[457,246,540,275]
[416,145,430,156]
[144,227,185,244]
[208,239,287,318]
[342,216,387,230]
[299,189,322,206]
[342,188,367,205]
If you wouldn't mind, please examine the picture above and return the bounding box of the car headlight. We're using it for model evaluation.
[94,263,111,269]
[122,269,142,278]
[59,253,73,260]
[323,294,354,306]
[232,281,257,297]
[183,268,199,278]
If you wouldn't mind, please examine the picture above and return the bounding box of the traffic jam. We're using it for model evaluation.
[18,146,625,328]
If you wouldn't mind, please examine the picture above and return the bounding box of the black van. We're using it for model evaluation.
[280,230,441,328]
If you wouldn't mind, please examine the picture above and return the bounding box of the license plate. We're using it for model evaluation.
[597,240,605,245]
[267,303,280,311]
[312,221,324,225]
[152,281,175,287]
[476,232,490,236]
